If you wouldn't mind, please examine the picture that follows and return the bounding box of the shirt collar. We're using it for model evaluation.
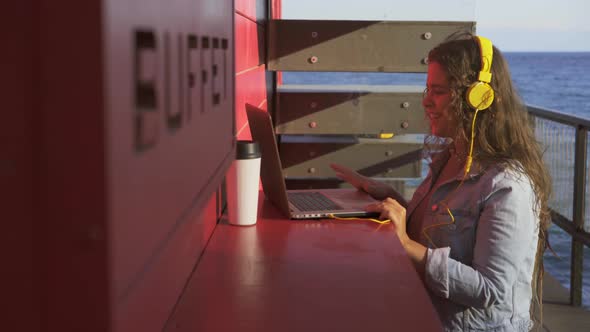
[427,142,486,182]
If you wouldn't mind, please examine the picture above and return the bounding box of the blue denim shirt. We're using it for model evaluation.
[406,148,539,331]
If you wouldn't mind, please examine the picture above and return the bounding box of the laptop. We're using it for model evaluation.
[245,104,380,219]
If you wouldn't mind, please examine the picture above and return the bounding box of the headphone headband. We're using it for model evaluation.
[476,36,493,83]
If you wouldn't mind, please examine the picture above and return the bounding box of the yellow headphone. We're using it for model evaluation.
[463,36,495,175]
[466,36,495,111]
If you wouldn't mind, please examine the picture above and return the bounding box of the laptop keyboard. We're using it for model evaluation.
[287,192,343,212]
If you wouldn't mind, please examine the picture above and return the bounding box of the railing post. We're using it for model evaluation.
[571,125,587,306]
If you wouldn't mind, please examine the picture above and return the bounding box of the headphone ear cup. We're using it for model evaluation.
[466,81,495,110]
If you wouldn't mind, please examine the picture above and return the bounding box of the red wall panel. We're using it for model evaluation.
[36,1,110,331]
[272,0,282,19]
[235,5,269,142]
[7,0,273,329]
[104,1,234,331]
[235,13,265,74]
[9,0,235,331]
[272,0,282,83]
[3,2,38,332]
[235,66,268,140]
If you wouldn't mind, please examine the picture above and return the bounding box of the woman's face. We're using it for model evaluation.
[423,62,456,138]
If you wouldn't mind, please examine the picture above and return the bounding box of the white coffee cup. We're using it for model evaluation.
[227,141,261,226]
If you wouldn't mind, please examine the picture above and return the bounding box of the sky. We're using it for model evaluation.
[281,0,590,52]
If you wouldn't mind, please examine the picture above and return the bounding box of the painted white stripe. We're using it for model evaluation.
[236,65,262,76]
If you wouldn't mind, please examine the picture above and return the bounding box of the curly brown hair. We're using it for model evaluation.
[428,33,552,328]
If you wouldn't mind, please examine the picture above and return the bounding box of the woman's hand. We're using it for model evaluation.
[367,198,427,275]
[366,198,410,245]
[330,163,369,191]
[330,163,406,204]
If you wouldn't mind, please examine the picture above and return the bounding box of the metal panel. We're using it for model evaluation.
[268,20,476,72]
[279,135,422,178]
[275,84,428,134]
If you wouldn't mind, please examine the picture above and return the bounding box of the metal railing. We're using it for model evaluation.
[527,104,590,307]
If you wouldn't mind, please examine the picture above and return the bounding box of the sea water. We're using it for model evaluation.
[282,52,590,307]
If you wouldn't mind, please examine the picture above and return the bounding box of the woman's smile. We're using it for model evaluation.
[426,111,443,120]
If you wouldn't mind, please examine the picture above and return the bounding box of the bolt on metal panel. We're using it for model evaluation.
[279,135,423,178]
[268,20,476,72]
[275,84,428,135]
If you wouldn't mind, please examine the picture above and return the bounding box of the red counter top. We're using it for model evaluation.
[166,191,442,331]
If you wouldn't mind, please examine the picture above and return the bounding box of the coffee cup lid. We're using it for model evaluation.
[236,140,261,159]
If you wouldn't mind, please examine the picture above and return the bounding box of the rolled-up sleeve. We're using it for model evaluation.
[424,174,538,309]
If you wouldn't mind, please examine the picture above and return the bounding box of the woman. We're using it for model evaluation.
[332,34,551,331]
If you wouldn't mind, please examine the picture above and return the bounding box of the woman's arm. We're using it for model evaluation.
[424,176,538,308]
[369,174,538,309]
